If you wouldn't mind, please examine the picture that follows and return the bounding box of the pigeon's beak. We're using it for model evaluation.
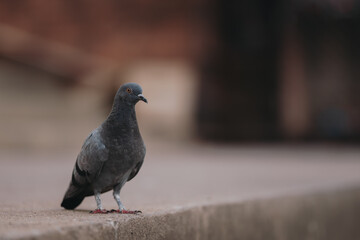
[137,94,148,103]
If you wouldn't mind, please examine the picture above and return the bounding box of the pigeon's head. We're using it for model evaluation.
[117,83,148,105]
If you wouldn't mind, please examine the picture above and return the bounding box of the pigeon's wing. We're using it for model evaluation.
[72,129,109,188]
[61,129,109,209]
[127,160,143,182]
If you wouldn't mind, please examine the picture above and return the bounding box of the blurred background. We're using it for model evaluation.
[0,0,359,151]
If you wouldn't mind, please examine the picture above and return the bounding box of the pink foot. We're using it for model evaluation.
[110,209,142,214]
[90,209,109,214]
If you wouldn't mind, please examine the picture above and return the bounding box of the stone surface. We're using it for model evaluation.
[1,143,360,239]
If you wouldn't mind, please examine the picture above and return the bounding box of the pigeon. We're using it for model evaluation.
[61,83,147,214]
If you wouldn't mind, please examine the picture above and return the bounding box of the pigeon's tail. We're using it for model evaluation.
[61,193,85,210]
[61,184,86,210]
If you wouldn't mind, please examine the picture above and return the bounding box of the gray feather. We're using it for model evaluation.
[61,83,146,210]
[75,129,109,184]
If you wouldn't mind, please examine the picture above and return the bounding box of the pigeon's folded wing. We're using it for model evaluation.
[72,129,109,187]
[127,160,144,182]
[61,129,109,209]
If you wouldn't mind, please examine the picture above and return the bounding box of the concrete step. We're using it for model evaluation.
[1,144,360,239]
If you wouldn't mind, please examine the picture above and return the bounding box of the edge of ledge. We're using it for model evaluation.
[5,187,360,240]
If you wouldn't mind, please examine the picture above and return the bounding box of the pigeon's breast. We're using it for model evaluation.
[101,135,145,183]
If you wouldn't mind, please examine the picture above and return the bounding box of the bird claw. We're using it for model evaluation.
[110,209,142,214]
[89,209,109,214]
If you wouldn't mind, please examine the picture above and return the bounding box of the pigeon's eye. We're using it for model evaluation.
[126,88,132,93]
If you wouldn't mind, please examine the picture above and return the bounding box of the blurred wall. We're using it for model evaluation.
[0,58,107,150]
[0,0,359,150]
[197,0,360,142]
[0,0,211,63]
[197,0,283,141]
[0,0,210,149]
[279,0,360,141]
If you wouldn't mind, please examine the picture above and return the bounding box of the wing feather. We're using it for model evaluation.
[72,128,109,187]
[127,160,143,182]
[62,128,109,208]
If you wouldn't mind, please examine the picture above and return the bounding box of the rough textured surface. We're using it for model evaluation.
[2,189,360,240]
[1,144,360,239]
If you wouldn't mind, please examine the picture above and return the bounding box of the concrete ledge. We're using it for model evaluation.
[2,145,360,240]
[7,187,360,240]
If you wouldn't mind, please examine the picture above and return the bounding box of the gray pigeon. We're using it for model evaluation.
[61,83,147,214]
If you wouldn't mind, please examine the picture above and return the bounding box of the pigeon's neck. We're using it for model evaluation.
[104,102,139,132]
